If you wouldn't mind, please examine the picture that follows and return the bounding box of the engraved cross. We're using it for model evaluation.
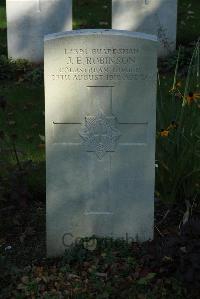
[52,85,148,217]
[52,86,148,156]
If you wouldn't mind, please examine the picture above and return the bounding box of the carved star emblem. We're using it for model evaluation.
[79,112,121,159]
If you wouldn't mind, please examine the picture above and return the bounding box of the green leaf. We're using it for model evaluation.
[137,273,156,285]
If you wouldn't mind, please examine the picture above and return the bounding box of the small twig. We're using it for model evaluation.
[157,209,170,225]
[179,200,191,231]
[12,142,22,170]
[191,194,198,216]
[154,225,164,237]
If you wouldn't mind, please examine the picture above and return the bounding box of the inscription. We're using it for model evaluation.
[64,48,139,55]
[50,47,153,82]
[52,73,149,81]
[64,56,136,65]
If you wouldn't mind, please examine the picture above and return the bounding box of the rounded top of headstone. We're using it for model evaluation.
[44,29,157,43]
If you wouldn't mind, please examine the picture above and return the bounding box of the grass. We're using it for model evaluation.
[0,0,7,56]
[0,0,6,29]
[73,0,111,29]
[0,82,45,162]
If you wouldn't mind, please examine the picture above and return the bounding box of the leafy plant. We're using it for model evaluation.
[156,40,200,203]
[0,55,43,84]
[0,55,15,80]
[158,45,194,74]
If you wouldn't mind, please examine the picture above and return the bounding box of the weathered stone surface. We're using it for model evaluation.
[112,0,177,56]
[45,29,157,256]
[6,0,72,62]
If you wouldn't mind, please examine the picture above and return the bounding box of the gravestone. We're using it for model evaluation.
[112,0,177,56]
[45,29,157,256]
[6,0,72,62]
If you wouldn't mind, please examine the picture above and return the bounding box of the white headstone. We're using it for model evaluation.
[6,0,72,62]
[45,29,157,256]
[112,0,177,56]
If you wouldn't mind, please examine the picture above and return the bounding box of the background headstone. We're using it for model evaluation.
[6,0,72,62]
[112,0,177,56]
[45,29,157,256]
